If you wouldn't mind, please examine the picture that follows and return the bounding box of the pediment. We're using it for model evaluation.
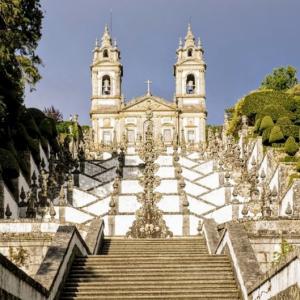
[123,95,176,112]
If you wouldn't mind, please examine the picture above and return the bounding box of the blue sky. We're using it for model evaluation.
[25,0,300,125]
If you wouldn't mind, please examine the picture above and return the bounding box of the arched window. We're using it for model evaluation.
[103,49,109,58]
[187,49,193,57]
[102,75,111,95]
[186,74,195,94]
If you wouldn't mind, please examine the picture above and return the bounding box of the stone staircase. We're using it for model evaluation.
[60,237,241,299]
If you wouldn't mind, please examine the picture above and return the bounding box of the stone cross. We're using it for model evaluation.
[145,80,152,95]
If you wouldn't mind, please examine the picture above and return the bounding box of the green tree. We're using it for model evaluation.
[269,126,284,144]
[284,136,299,156]
[261,66,298,91]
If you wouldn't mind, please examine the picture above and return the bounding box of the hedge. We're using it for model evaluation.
[20,110,41,139]
[260,116,274,132]
[284,136,299,156]
[241,91,296,124]
[27,108,46,125]
[269,126,284,144]
[262,127,272,145]
[258,104,291,122]
[276,116,293,126]
[280,125,300,141]
[0,148,19,179]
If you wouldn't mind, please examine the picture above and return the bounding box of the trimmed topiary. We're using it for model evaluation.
[269,126,284,144]
[241,91,296,124]
[27,108,46,126]
[284,136,299,156]
[259,104,290,122]
[276,116,292,126]
[254,118,261,133]
[281,125,300,141]
[262,127,272,145]
[0,148,19,179]
[260,116,274,132]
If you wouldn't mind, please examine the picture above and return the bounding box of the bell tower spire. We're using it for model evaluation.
[90,25,123,147]
[174,24,207,143]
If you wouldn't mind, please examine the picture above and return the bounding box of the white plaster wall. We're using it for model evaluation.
[198,173,220,189]
[156,156,173,166]
[115,215,136,235]
[206,205,232,224]
[202,187,225,206]
[125,155,143,166]
[123,166,140,178]
[185,181,208,196]
[30,153,39,178]
[73,188,98,207]
[155,180,177,193]
[93,182,113,197]
[188,195,215,215]
[156,166,175,178]
[179,157,197,168]
[157,195,180,212]
[54,207,93,223]
[39,143,49,170]
[251,259,300,300]
[269,167,279,192]
[79,174,99,191]
[189,215,200,235]
[182,168,201,181]
[4,184,18,218]
[121,180,143,193]
[82,197,110,215]
[193,160,213,174]
[119,195,141,213]
[164,215,182,236]
[18,171,30,196]
[280,185,293,216]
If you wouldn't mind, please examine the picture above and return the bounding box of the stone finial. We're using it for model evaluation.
[19,187,26,206]
[180,129,186,156]
[5,204,12,219]
[285,202,292,215]
[58,186,66,206]
[49,201,56,220]
[101,24,112,48]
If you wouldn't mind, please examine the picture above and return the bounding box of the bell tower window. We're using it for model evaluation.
[102,75,111,95]
[187,49,193,57]
[103,49,109,58]
[186,74,195,94]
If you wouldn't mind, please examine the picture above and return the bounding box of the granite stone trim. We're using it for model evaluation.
[0,252,48,296]
[201,219,219,254]
[35,225,90,298]
[84,218,104,254]
[216,222,262,299]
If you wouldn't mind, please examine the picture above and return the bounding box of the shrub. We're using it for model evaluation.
[262,127,272,145]
[276,116,292,126]
[0,148,19,179]
[39,118,55,139]
[259,104,290,122]
[254,118,261,133]
[269,126,284,144]
[284,136,299,156]
[27,108,46,125]
[241,91,296,124]
[281,125,299,141]
[20,111,41,139]
[260,116,274,132]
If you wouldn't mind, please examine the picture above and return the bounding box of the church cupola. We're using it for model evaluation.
[174,24,207,143]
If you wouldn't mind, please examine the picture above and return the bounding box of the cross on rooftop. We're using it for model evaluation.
[144,80,152,96]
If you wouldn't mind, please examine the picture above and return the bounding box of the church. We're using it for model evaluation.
[90,24,207,148]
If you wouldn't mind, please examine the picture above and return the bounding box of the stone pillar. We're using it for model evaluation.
[73,168,80,188]
[293,180,300,217]
[108,214,115,236]
[232,198,240,221]
[67,174,73,206]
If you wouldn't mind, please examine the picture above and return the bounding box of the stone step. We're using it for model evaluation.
[60,296,238,300]
[60,289,239,297]
[64,279,237,287]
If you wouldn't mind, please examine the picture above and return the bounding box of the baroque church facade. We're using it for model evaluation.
[90,25,207,148]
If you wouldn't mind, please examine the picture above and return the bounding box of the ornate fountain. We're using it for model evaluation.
[126,102,173,238]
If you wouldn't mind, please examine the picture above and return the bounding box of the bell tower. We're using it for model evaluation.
[174,24,207,143]
[90,25,123,147]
